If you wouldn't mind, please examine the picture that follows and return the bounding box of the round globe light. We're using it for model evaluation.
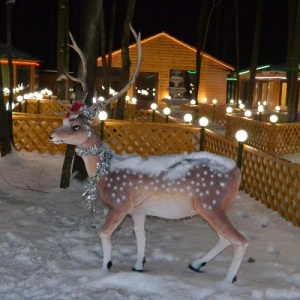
[226,106,233,114]
[229,99,234,104]
[244,110,252,118]
[184,113,193,123]
[17,95,23,102]
[150,103,157,110]
[258,104,264,112]
[98,111,108,121]
[235,130,248,142]
[275,105,280,112]
[131,97,137,104]
[190,99,196,105]
[239,103,245,110]
[270,114,278,124]
[199,116,209,127]
[163,107,171,115]
[212,99,217,105]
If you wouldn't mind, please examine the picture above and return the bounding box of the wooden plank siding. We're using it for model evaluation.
[97,32,234,107]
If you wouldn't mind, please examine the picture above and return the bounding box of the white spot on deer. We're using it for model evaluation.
[138,180,143,184]
[120,187,124,191]
[203,204,207,208]
[112,193,116,198]
[210,181,214,186]
[196,188,199,192]
[144,186,149,190]
[205,190,210,195]
[208,205,212,210]
[196,173,200,178]
[116,176,120,181]
[186,186,191,190]
[122,182,126,186]
[123,175,127,179]
[204,171,208,175]
[200,192,204,197]
[216,190,220,195]
[202,183,206,187]
[191,180,195,185]
[212,200,217,205]
[220,182,225,187]
[174,187,178,191]
[129,182,133,186]
[180,188,184,193]
[139,174,143,179]
[113,186,117,190]
[107,183,111,188]
[109,178,113,182]
[189,192,193,196]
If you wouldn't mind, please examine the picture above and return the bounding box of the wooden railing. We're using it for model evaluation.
[225,114,300,155]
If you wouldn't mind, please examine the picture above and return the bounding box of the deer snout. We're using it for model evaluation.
[49,131,63,144]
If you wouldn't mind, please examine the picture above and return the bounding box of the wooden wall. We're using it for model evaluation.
[97,32,234,107]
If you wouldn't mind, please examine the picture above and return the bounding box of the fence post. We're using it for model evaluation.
[268,123,277,155]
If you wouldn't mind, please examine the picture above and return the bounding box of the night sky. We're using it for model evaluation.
[0,0,289,71]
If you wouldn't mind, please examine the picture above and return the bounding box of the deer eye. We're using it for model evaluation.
[72,125,81,131]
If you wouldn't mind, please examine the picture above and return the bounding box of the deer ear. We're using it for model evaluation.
[90,116,100,127]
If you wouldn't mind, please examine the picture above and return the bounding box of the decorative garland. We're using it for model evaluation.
[75,145,113,213]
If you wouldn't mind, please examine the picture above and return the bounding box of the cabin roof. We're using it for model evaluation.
[99,32,234,71]
[0,43,39,61]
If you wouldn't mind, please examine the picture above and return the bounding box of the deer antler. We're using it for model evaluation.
[66,32,88,100]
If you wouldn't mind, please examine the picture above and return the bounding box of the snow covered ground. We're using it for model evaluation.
[1,150,300,300]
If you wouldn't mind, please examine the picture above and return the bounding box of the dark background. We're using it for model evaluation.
[0,0,289,71]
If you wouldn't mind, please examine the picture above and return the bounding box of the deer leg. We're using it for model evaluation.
[190,213,248,283]
[131,214,146,272]
[189,233,231,273]
[99,209,127,270]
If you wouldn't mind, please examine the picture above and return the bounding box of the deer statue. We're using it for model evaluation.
[49,26,248,283]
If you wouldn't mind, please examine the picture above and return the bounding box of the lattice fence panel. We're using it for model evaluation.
[241,146,300,226]
[13,114,66,154]
[103,121,199,156]
[225,114,300,155]
[204,130,238,160]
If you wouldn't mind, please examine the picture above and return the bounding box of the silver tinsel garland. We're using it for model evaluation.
[75,145,113,213]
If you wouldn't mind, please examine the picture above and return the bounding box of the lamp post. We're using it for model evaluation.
[258,104,264,121]
[17,95,23,112]
[99,111,108,141]
[23,94,29,113]
[199,116,209,151]
[212,99,217,122]
[36,93,43,114]
[184,113,193,125]
[163,107,171,123]
[235,129,248,169]
[150,103,157,122]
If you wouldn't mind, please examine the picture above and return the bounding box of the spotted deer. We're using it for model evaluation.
[49,26,248,283]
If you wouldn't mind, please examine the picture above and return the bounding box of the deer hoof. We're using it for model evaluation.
[188,262,206,273]
[132,267,143,272]
[232,275,237,283]
[107,261,113,269]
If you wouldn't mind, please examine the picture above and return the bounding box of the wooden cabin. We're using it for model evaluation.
[0,43,40,93]
[238,63,300,111]
[97,32,234,109]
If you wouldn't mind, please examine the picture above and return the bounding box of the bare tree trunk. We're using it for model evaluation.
[100,0,117,117]
[6,0,14,146]
[286,0,300,122]
[0,63,13,156]
[247,0,263,108]
[59,0,103,188]
[56,0,69,100]
[234,0,240,106]
[116,0,136,120]
[195,0,221,104]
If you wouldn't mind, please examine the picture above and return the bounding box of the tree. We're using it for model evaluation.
[194,0,221,104]
[115,0,136,120]
[59,0,104,188]
[99,0,117,117]
[246,0,263,108]
[0,0,14,157]
[286,0,300,122]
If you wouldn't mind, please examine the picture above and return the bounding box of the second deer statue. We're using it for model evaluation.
[50,26,248,283]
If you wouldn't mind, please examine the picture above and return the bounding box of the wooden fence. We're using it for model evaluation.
[11,113,300,226]
[225,114,300,155]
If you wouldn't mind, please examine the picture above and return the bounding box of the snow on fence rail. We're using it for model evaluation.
[12,113,300,226]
